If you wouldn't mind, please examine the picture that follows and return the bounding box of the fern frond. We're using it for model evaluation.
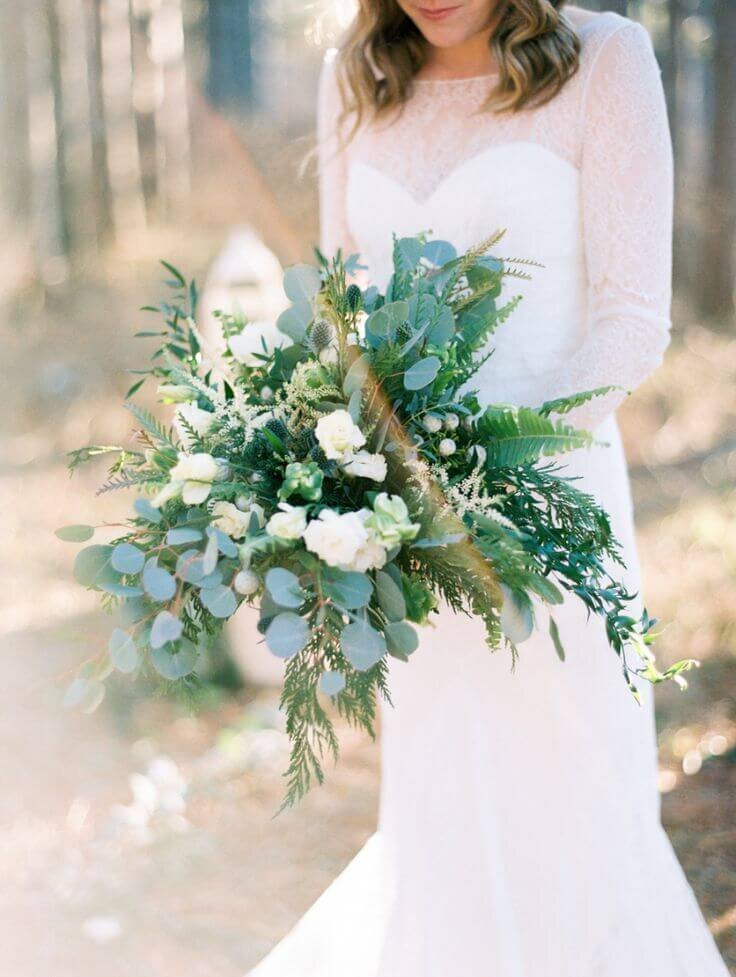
[537,386,619,417]
[478,406,594,466]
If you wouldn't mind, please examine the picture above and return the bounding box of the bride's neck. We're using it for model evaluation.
[415,24,499,81]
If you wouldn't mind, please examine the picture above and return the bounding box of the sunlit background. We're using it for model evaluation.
[1,1,735,974]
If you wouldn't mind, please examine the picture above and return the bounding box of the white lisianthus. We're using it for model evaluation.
[211,501,252,539]
[234,569,260,595]
[365,493,421,548]
[443,413,459,430]
[315,409,366,462]
[423,414,443,434]
[439,438,456,457]
[168,452,219,505]
[266,502,308,541]
[173,402,216,449]
[303,509,375,570]
[341,450,387,483]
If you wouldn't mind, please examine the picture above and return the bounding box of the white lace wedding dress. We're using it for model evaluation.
[249,9,728,976]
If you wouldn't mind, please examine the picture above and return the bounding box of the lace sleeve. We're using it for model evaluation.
[317,50,358,260]
[538,21,674,432]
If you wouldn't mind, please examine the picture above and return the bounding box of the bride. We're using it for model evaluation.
[250,2,728,974]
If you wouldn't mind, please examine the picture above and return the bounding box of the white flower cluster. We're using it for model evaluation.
[315,409,387,483]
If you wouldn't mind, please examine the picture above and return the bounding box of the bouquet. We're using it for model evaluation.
[59,232,693,807]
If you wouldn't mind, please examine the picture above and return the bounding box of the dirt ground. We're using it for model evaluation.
[2,230,735,976]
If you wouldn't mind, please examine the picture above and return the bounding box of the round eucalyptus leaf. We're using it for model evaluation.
[375,571,406,622]
[404,356,440,391]
[55,524,95,542]
[322,570,373,610]
[202,531,219,575]
[200,584,237,619]
[150,610,184,650]
[422,239,456,266]
[319,670,346,696]
[73,545,120,591]
[166,527,203,546]
[63,676,89,709]
[212,527,238,558]
[283,263,321,304]
[426,306,455,346]
[150,640,198,680]
[177,549,205,583]
[80,680,106,714]
[277,304,310,343]
[500,584,535,645]
[108,628,140,673]
[142,563,177,602]
[340,621,386,672]
[111,542,146,575]
[265,613,310,659]
[385,621,419,658]
[265,567,304,609]
[134,496,163,524]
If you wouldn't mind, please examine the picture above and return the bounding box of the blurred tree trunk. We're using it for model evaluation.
[206,0,262,111]
[129,0,159,219]
[698,1,736,318]
[0,1,34,291]
[44,0,73,257]
[84,0,114,247]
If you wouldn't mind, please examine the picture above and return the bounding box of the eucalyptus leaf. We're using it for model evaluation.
[265,612,310,659]
[55,524,94,542]
[151,640,198,679]
[500,584,534,645]
[73,545,120,591]
[177,549,205,583]
[404,356,440,391]
[385,621,419,658]
[150,610,184,649]
[265,567,304,609]
[108,628,140,673]
[375,570,406,622]
[341,620,386,671]
[322,569,373,610]
[111,542,145,575]
[134,496,163,524]
[142,563,177,602]
[319,671,346,696]
[166,527,203,545]
[283,263,321,304]
[200,584,237,619]
[99,581,145,598]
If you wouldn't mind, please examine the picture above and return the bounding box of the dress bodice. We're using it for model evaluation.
[316,7,674,428]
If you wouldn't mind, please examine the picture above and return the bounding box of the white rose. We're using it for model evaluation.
[443,413,459,430]
[341,450,387,483]
[234,569,260,595]
[303,509,368,569]
[315,409,366,462]
[169,452,219,504]
[423,414,443,434]
[439,438,456,457]
[211,501,252,539]
[173,402,216,449]
[266,502,308,541]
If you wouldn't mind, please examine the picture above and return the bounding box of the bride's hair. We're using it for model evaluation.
[334,0,580,137]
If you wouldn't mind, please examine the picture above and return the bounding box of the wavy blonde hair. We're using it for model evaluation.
[334,0,580,139]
